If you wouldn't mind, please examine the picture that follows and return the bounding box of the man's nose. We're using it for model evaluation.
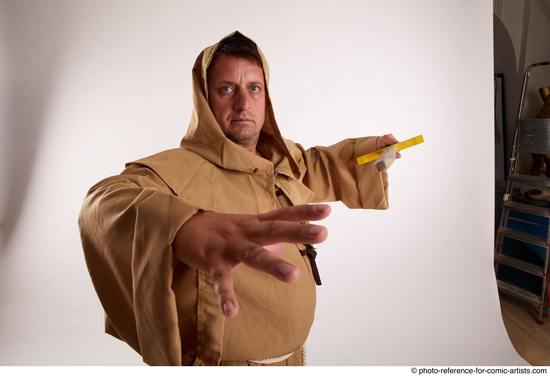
[233,88,251,112]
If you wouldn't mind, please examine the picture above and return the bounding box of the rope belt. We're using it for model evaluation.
[251,351,294,364]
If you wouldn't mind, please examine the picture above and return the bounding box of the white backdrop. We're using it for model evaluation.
[0,0,526,366]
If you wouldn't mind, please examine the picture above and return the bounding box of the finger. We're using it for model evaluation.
[237,243,299,283]
[264,242,284,257]
[396,151,402,159]
[245,220,328,245]
[387,134,399,144]
[212,268,239,317]
[257,204,331,222]
[381,134,399,146]
[377,138,389,149]
[376,136,383,150]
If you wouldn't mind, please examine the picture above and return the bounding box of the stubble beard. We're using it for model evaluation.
[225,122,262,149]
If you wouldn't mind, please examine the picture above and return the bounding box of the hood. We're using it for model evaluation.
[180,31,300,178]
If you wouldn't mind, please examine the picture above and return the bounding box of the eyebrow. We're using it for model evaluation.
[216,81,264,86]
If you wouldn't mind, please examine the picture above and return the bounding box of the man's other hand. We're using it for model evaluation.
[172,204,331,317]
[376,134,401,158]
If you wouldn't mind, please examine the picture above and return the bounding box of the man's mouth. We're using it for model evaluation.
[231,119,253,123]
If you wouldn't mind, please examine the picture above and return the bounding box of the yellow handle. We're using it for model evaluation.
[356,135,424,165]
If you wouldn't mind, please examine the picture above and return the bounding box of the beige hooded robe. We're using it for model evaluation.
[78,31,389,366]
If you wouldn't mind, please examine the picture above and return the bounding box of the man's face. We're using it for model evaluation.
[207,54,266,150]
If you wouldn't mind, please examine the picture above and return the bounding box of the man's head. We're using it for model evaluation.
[207,33,266,153]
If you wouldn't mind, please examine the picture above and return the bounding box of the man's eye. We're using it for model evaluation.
[250,85,261,93]
[221,86,233,94]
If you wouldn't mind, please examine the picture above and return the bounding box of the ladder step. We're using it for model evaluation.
[495,254,546,277]
[503,200,550,217]
[497,279,542,306]
[497,227,549,248]
[510,174,550,188]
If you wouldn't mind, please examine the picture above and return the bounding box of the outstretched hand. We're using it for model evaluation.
[172,204,331,317]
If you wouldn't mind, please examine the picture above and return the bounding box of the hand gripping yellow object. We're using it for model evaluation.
[356,135,424,166]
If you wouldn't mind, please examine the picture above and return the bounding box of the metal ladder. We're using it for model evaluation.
[495,61,550,324]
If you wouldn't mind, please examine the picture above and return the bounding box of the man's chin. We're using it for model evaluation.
[227,131,260,147]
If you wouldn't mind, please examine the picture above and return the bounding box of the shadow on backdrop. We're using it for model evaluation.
[2,1,78,252]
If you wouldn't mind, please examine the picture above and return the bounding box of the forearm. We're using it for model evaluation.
[293,137,389,209]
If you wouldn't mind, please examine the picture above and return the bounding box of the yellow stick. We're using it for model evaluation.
[356,135,424,165]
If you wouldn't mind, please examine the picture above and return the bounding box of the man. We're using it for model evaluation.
[78,31,398,366]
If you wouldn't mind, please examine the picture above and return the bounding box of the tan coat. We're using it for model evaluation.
[78,31,389,366]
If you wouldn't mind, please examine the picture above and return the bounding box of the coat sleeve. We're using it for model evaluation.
[286,137,389,209]
[78,164,199,365]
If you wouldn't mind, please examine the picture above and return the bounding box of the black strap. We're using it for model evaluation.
[300,244,322,286]
[275,187,322,286]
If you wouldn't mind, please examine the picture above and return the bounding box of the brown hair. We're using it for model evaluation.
[209,32,262,71]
